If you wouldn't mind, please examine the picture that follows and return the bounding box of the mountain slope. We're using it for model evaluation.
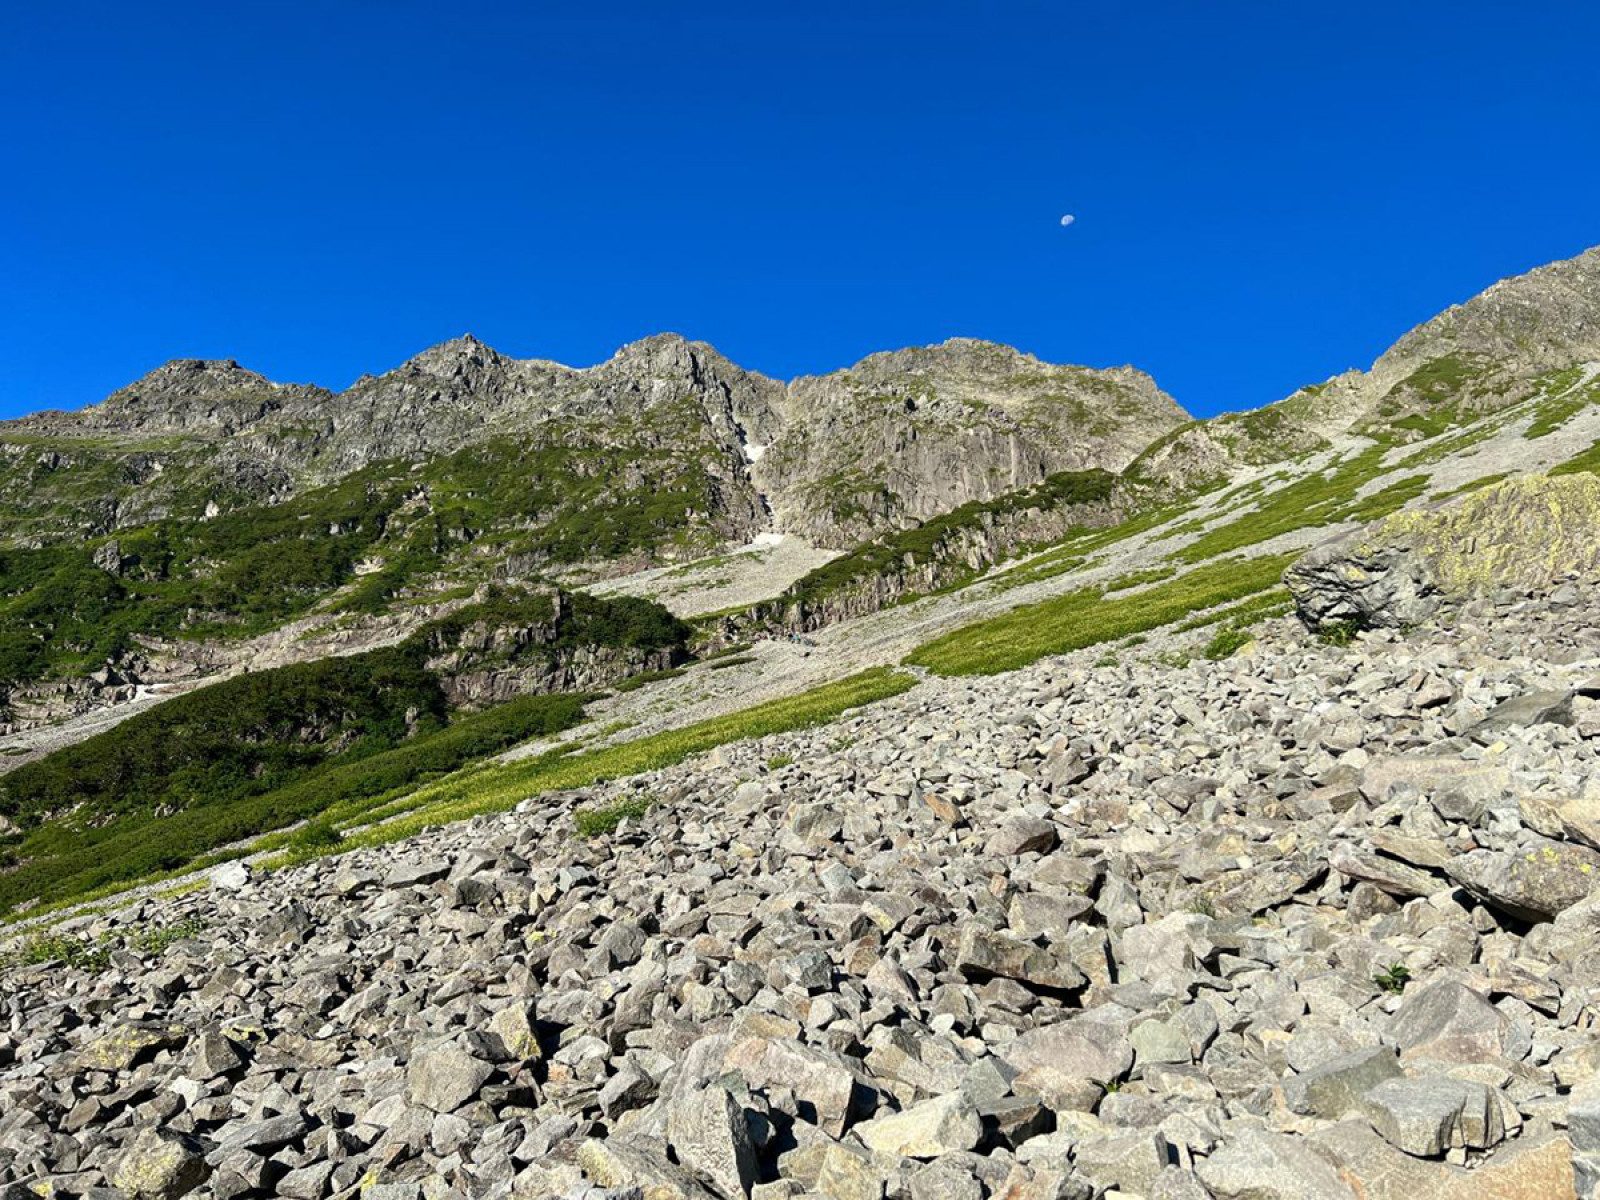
[0,333,1189,730]
[1131,245,1600,489]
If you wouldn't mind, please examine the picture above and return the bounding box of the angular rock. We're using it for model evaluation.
[1000,1019,1133,1086]
[667,1084,758,1200]
[992,817,1058,857]
[955,925,1085,991]
[853,1093,983,1160]
[580,1136,717,1199]
[1360,1076,1510,1157]
[1195,1130,1356,1200]
[112,1127,210,1199]
[1386,980,1513,1064]
[1284,1046,1402,1119]
[1445,835,1600,921]
[405,1043,494,1113]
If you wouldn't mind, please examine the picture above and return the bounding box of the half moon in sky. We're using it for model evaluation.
[1060,214,1076,227]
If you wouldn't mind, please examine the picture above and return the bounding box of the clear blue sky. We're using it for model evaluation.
[5,3,1599,420]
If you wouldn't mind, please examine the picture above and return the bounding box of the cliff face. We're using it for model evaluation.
[757,339,1186,546]
[0,334,1183,553]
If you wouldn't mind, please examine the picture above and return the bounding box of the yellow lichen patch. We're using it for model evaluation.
[1358,473,1600,596]
[79,1024,187,1071]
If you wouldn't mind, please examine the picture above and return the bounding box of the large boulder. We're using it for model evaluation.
[1445,835,1600,922]
[1285,473,1600,630]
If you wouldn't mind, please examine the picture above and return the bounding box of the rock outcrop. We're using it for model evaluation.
[1286,472,1600,630]
[756,339,1185,546]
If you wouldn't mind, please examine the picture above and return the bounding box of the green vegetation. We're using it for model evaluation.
[572,795,652,837]
[1360,354,1495,441]
[612,666,689,693]
[0,585,678,859]
[0,930,112,973]
[1551,438,1600,477]
[1398,354,1485,399]
[1104,566,1176,593]
[766,469,1118,617]
[984,500,1195,593]
[767,753,795,770]
[1,649,446,837]
[1,915,207,976]
[1124,402,1325,488]
[407,588,690,668]
[906,554,1296,677]
[1170,446,1428,564]
[288,820,343,852]
[0,421,724,688]
[317,667,917,856]
[1374,962,1411,995]
[0,689,587,916]
[1318,619,1366,646]
[1523,368,1598,439]
[1202,627,1253,660]
[129,917,208,956]
[1431,473,1510,502]
[1173,588,1294,634]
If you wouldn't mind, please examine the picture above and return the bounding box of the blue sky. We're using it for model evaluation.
[4,2,1599,420]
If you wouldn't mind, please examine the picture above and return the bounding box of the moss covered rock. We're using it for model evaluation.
[1286,472,1600,630]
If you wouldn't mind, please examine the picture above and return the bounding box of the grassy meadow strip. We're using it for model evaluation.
[0,694,587,918]
[905,554,1298,677]
[308,667,919,856]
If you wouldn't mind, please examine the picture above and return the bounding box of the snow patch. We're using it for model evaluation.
[751,532,786,548]
[742,442,768,463]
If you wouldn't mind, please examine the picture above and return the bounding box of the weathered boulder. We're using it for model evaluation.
[1286,473,1600,630]
[1195,1130,1355,1199]
[1445,835,1600,922]
[1385,980,1514,1064]
[405,1042,494,1113]
[853,1093,984,1159]
[112,1127,210,1199]
[667,1085,758,1200]
[1284,1046,1402,1119]
[1360,1076,1512,1157]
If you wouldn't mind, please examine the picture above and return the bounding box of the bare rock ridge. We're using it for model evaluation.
[0,333,1185,549]
[1131,244,1600,489]
[762,339,1183,545]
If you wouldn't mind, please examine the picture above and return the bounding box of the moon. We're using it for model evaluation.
[1060,214,1076,227]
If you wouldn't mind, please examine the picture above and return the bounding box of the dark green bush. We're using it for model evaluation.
[1202,627,1253,660]
[0,649,445,837]
[0,691,585,914]
[771,468,1118,616]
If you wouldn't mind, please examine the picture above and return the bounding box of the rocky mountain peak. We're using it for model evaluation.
[108,357,272,402]
[596,333,764,390]
[393,334,514,382]
[1378,244,1600,374]
[77,357,325,436]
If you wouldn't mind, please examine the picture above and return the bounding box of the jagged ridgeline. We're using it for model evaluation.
[0,334,1187,723]
[0,586,688,911]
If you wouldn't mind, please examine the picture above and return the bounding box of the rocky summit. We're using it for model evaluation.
[7,246,1600,1200]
